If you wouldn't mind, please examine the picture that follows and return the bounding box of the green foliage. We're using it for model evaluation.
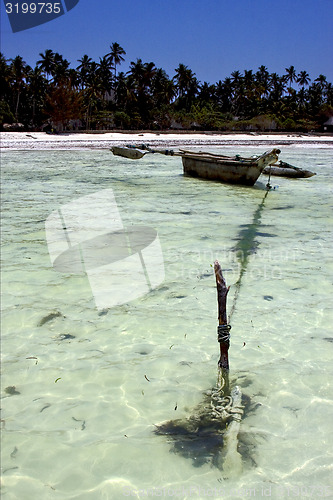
[0,48,331,131]
[93,111,114,130]
[0,100,15,126]
[113,111,131,129]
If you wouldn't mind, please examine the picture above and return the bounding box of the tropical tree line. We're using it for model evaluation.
[1,42,332,132]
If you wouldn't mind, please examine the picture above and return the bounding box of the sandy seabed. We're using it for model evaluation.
[1,131,332,150]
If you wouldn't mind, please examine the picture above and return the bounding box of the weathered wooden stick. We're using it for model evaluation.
[214,260,231,371]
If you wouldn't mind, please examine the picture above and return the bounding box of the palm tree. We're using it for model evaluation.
[82,68,104,129]
[230,70,242,87]
[307,82,324,114]
[314,74,327,90]
[126,59,159,126]
[10,55,27,120]
[77,55,93,89]
[37,49,55,80]
[142,62,157,93]
[173,63,199,111]
[198,82,216,104]
[297,70,311,88]
[296,86,308,115]
[114,71,129,109]
[325,82,333,105]
[52,53,70,84]
[26,65,47,126]
[285,65,297,90]
[255,65,270,97]
[267,73,286,113]
[128,59,145,85]
[243,69,255,95]
[215,78,233,113]
[151,68,175,106]
[174,63,193,98]
[0,52,12,102]
[106,42,126,79]
[97,55,113,95]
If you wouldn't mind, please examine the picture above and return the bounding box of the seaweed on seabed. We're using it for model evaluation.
[154,390,253,470]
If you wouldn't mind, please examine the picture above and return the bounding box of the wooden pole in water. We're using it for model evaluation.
[214,260,243,476]
[214,260,231,370]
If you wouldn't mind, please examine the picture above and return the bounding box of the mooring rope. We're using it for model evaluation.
[210,385,244,423]
[210,187,271,431]
[217,324,232,345]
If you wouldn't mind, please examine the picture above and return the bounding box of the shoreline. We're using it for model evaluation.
[1,131,333,151]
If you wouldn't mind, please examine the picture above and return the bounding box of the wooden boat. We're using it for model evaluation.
[180,149,281,186]
[262,161,316,178]
[111,145,281,186]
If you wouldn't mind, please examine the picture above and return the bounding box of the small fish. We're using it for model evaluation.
[40,404,51,413]
[72,417,86,430]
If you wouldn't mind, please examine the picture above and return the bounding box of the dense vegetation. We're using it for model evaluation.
[1,43,332,132]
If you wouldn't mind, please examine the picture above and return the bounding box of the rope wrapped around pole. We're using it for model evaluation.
[214,260,231,370]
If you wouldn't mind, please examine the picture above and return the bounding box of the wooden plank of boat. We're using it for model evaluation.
[182,149,281,186]
[262,161,316,178]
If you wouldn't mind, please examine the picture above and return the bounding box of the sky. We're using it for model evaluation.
[1,0,333,85]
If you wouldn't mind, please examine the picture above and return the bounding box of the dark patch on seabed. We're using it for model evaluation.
[155,392,258,470]
[271,205,295,210]
[37,310,64,326]
[55,333,76,341]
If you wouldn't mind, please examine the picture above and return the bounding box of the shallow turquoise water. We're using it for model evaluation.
[1,145,333,499]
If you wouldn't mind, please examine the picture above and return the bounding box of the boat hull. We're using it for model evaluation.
[262,166,316,178]
[181,149,280,186]
[182,156,264,186]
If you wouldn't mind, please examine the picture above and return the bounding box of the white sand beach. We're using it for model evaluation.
[1,131,332,150]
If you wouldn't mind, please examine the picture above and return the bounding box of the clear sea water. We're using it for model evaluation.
[1,144,332,499]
